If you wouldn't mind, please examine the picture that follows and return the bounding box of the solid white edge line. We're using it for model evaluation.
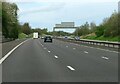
[81,45,119,53]
[67,66,75,71]
[96,48,119,53]
[0,39,28,64]
[70,42,119,53]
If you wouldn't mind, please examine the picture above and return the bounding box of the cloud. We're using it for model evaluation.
[12,0,118,32]
[18,2,66,15]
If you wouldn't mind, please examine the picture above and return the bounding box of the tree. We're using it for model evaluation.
[54,31,71,36]
[21,23,31,35]
[90,22,96,33]
[74,11,119,38]
[74,22,91,36]
[41,28,48,34]
[118,13,120,36]
[95,25,105,37]
[2,2,19,39]
[103,12,118,37]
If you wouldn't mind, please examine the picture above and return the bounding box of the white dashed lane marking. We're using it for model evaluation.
[54,55,58,59]
[84,51,88,54]
[44,47,47,49]
[67,66,75,71]
[102,56,109,60]
[48,51,51,53]
[66,46,68,48]
[41,44,44,47]
[73,48,76,50]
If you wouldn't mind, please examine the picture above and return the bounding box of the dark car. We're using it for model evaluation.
[44,36,52,42]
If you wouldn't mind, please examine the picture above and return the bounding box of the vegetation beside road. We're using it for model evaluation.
[81,33,119,42]
[1,2,49,40]
[1,1,119,42]
[2,2,19,39]
[18,33,27,39]
[74,11,120,42]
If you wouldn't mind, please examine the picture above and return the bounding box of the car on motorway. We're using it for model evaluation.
[74,36,80,41]
[41,36,44,39]
[44,36,52,42]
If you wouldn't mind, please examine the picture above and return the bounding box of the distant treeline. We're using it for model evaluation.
[1,2,41,39]
[74,11,120,38]
[1,2,70,39]
[1,1,120,40]
[2,2,35,39]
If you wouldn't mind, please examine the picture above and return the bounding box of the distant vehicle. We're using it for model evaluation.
[41,36,44,39]
[64,36,68,39]
[44,36,52,42]
[33,32,38,39]
[74,36,80,41]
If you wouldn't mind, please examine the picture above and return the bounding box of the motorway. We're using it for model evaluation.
[2,38,118,82]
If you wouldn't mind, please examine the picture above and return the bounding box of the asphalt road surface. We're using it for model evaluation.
[2,39,26,57]
[2,39,118,82]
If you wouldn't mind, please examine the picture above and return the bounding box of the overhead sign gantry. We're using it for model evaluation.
[53,22,78,34]
[53,22,79,36]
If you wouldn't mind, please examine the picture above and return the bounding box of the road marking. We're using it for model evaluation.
[69,42,119,53]
[54,55,58,59]
[44,47,47,49]
[75,44,78,46]
[84,51,88,54]
[41,44,43,46]
[66,46,68,48]
[96,48,119,53]
[0,39,28,64]
[102,56,109,60]
[73,48,76,50]
[67,66,75,71]
[48,51,51,53]
[80,45,119,53]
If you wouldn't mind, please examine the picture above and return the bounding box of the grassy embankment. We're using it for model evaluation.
[18,33,33,39]
[81,33,119,42]
[18,33,27,39]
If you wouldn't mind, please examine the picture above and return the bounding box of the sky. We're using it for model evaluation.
[7,0,119,33]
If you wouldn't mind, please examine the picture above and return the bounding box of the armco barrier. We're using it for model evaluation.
[57,38,120,49]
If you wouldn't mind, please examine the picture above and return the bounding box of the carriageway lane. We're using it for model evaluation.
[39,39,118,82]
[2,39,118,82]
[51,39,118,67]
[3,39,74,82]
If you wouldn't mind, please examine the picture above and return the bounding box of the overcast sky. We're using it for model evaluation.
[7,0,119,32]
